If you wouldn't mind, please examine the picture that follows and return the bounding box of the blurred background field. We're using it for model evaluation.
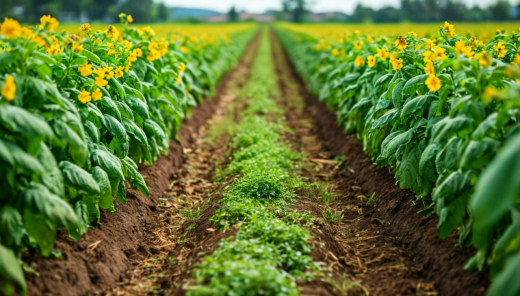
[1,0,519,38]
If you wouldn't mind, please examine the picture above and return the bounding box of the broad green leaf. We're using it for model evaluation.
[0,105,53,139]
[91,148,124,180]
[91,167,113,210]
[402,74,429,95]
[59,161,100,195]
[37,142,64,197]
[401,95,430,118]
[391,80,406,109]
[0,244,27,296]
[486,250,520,296]
[126,96,149,119]
[0,139,14,165]
[0,206,25,251]
[81,49,102,64]
[4,141,44,175]
[470,132,520,240]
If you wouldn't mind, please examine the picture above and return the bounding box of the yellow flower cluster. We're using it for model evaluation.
[1,75,16,101]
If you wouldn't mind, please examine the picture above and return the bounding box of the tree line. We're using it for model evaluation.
[282,0,515,23]
[0,0,170,23]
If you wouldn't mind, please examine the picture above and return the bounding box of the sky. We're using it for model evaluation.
[162,0,519,14]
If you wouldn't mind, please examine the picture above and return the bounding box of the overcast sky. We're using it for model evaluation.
[162,0,519,14]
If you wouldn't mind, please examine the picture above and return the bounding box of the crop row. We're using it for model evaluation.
[275,22,520,296]
[0,16,255,295]
[187,31,320,295]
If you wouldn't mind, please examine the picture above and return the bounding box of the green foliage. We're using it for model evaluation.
[275,23,520,295]
[191,31,318,294]
[0,18,257,293]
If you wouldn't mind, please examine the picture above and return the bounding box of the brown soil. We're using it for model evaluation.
[22,31,260,296]
[270,29,489,296]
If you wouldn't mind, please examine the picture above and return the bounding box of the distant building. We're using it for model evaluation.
[206,15,229,23]
[238,13,274,22]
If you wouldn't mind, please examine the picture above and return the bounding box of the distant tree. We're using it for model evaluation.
[120,0,154,23]
[491,0,510,21]
[443,0,466,21]
[281,0,310,23]
[157,2,169,22]
[351,3,374,22]
[466,5,489,21]
[373,6,401,23]
[228,6,238,22]
[89,0,118,21]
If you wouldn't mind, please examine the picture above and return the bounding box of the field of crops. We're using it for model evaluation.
[1,14,519,296]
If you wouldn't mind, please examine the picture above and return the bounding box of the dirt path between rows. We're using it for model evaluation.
[270,29,489,296]
[22,31,260,296]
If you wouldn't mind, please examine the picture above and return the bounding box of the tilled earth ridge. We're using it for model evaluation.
[98,31,261,296]
[22,31,261,296]
[270,29,488,296]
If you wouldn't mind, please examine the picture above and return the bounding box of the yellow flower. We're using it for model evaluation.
[95,76,108,87]
[377,48,389,61]
[178,62,186,72]
[47,43,63,55]
[92,88,103,101]
[125,61,132,72]
[367,35,374,42]
[331,48,339,57]
[478,51,492,67]
[127,50,137,62]
[425,74,441,92]
[354,40,363,50]
[425,39,435,50]
[106,25,120,39]
[483,86,497,100]
[394,36,407,51]
[180,46,189,53]
[78,90,91,104]
[72,42,83,53]
[1,75,16,101]
[39,15,59,32]
[94,39,102,45]
[127,15,133,23]
[176,74,182,85]
[0,18,22,39]
[493,42,507,58]
[354,56,365,67]
[21,27,33,39]
[461,46,475,59]
[102,65,114,79]
[392,58,404,71]
[367,55,376,68]
[114,66,124,79]
[443,21,455,38]
[122,40,132,50]
[454,40,466,54]
[80,23,91,34]
[79,62,93,76]
[512,54,520,65]
[390,51,399,63]
[431,46,447,61]
[135,48,143,57]
[423,51,432,63]
[424,60,435,75]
